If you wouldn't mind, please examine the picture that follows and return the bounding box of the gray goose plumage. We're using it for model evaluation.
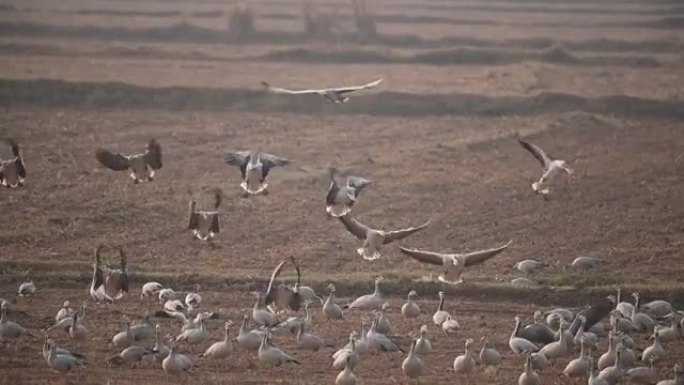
[188,189,222,241]
[399,240,512,284]
[325,168,372,217]
[517,136,573,196]
[224,151,289,196]
[89,246,112,304]
[338,215,431,261]
[95,138,162,183]
[103,247,129,300]
[0,138,26,188]
[261,78,383,104]
[264,257,303,312]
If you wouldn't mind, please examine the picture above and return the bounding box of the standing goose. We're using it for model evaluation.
[332,334,359,370]
[46,344,84,374]
[237,314,265,351]
[539,322,570,359]
[442,315,460,335]
[589,355,610,385]
[563,338,590,378]
[224,151,289,196]
[89,245,113,304]
[631,293,656,333]
[199,321,233,371]
[598,345,625,385]
[0,305,32,344]
[518,353,542,385]
[345,277,384,311]
[518,311,555,344]
[654,313,682,343]
[656,364,684,385]
[188,190,221,241]
[95,138,162,183]
[641,299,673,319]
[107,346,157,368]
[185,284,202,313]
[453,338,476,378]
[336,356,358,385]
[140,282,163,301]
[67,313,87,349]
[158,288,177,302]
[325,168,372,217]
[625,358,658,385]
[399,240,512,284]
[573,315,599,349]
[433,291,450,327]
[151,324,170,366]
[323,284,344,320]
[111,321,134,349]
[402,340,424,382]
[338,215,431,261]
[252,292,280,327]
[162,344,193,377]
[43,337,84,362]
[262,78,383,104]
[374,303,392,335]
[414,325,432,354]
[401,290,420,319]
[599,332,620,370]
[17,278,36,298]
[366,318,404,353]
[174,318,207,351]
[103,247,129,300]
[510,316,540,355]
[0,138,26,188]
[642,329,665,363]
[614,287,635,318]
[289,256,323,305]
[517,136,573,196]
[296,322,334,351]
[479,337,502,372]
[258,330,300,367]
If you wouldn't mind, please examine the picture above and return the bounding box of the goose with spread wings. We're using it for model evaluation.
[89,245,129,302]
[224,151,289,196]
[261,78,383,104]
[95,138,162,183]
[264,257,302,312]
[188,190,222,241]
[517,137,573,196]
[325,168,372,217]
[338,215,431,261]
[399,241,512,284]
[0,139,27,188]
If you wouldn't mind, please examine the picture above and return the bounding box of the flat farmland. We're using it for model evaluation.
[0,0,683,384]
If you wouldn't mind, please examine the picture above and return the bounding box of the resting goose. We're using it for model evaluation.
[442,315,460,335]
[339,215,431,261]
[402,340,424,381]
[188,190,221,241]
[224,151,289,196]
[401,290,420,319]
[258,330,300,367]
[518,353,542,385]
[325,168,372,217]
[571,256,606,270]
[158,288,176,302]
[399,240,511,284]
[0,138,26,188]
[107,345,157,368]
[641,299,673,319]
[140,282,163,301]
[517,136,573,196]
[95,138,162,183]
[344,277,384,311]
[625,358,658,385]
[55,301,73,323]
[46,344,84,374]
[656,364,684,385]
[17,278,36,298]
[323,284,344,320]
[262,78,383,104]
[514,259,546,275]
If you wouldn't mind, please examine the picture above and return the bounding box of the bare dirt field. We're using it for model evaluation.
[0,0,683,384]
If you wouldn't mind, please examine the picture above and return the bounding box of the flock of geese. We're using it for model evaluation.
[1,78,682,385]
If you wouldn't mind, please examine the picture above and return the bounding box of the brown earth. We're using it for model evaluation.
[0,0,683,384]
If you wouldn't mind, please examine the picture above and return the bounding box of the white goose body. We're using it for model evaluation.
[433,291,450,327]
[237,315,265,351]
[402,340,424,379]
[162,345,192,376]
[200,322,233,360]
[258,331,300,367]
[346,277,384,311]
[510,316,540,354]
[323,284,344,320]
[415,325,432,354]
[401,290,420,318]
[453,338,476,374]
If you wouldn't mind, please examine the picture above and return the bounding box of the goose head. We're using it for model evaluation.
[407,290,418,300]
[420,325,429,336]
[327,283,336,293]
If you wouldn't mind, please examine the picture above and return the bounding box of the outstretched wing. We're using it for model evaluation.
[265,260,288,304]
[517,138,551,168]
[325,168,344,205]
[117,248,129,296]
[210,189,222,209]
[347,176,372,195]
[7,139,26,178]
[259,153,290,180]
[397,246,445,266]
[210,213,219,234]
[224,151,252,180]
[95,149,130,171]
[338,215,370,240]
[383,220,431,244]
[188,201,199,231]
[143,138,163,170]
[461,240,512,267]
[261,81,324,95]
[330,78,383,94]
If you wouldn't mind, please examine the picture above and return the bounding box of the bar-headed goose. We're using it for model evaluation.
[323,284,344,320]
[539,322,570,359]
[262,78,383,104]
[631,292,656,332]
[258,329,300,367]
[140,282,163,301]
[571,256,606,270]
[335,356,358,385]
[17,278,36,298]
[641,299,673,319]
[655,313,682,343]
[0,305,32,343]
[479,338,502,373]
[614,287,635,318]
[325,168,372,217]
[642,328,665,363]
[107,346,157,368]
[344,277,384,311]
[46,344,84,374]
[401,290,420,319]
[200,321,233,371]
[625,358,658,385]
[366,318,404,353]
[89,245,113,304]
[95,138,162,183]
[332,333,359,370]
[589,355,609,385]
[111,321,134,349]
[598,344,624,385]
[252,292,280,327]
[518,353,542,385]
[296,322,335,351]
[0,138,26,188]
[224,151,289,196]
[442,315,460,335]
[103,247,129,300]
[518,311,555,344]
[415,325,432,354]
[185,284,202,312]
[130,316,156,341]
[656,364,683,385]
[517,136,573,196]
[374,303,392,335]
[162,344,193,377]
[433,291,450,327]
[399,240,512,284]
[174,318,207,350]
[510,316,540,355]
[237,314,265,351]
[453,338,476,376]
[514,260,546,275]
[339,215,430,261]
[264,258,302,312]
[43,337,84,362]
[152,324,170,365]
[563,338,590,378]
[402,340,424,381]
[67,313,87,349]
[188,189,221,241]
[55,300,73,323]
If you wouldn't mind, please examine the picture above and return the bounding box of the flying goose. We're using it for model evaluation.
[199,321,233,371]
[323,284,344,320]
[0,138,26,188]
[433,291,450,327]
[510,316,540,355]
[46,343,85,374]
[339,215,431,261]
[140,282,163,301]
[399,240,512,284]
[224,151,289,196]
[518,353,542,385]
[17,278,36,298]
[262,78,383,104]
[401,290,420,319]
[258,329,300,367]
[335,356,358,385]
[517,136,573,196]
[414,325,432,354]
[188,190,221,241]
[402,340,424,381]
[89,246,113,304]
[325,168,372,217]
[95,138,162,183]
[344,276,384,311]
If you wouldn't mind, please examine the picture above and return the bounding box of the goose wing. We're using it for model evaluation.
[383,220,431,244]
[143,138,163,170]
[261,81,325,95]
[328,78,383,94]
[517,138,551,168]
[397,246,445,266]
[338,215,370,240]
[7,139,26,179]
[224,151,252,180]
[347,175,372,193]
[325,168,344,205]
[259,153,290,180]
[461,240,513,267]
[95,149,130,171]
[265,260,288,305]
[188,201,199,231]
[572,297,613,334]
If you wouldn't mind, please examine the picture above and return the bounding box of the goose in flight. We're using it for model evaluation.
[95,138,162,183]
[0,138,26,188]
[261,78,383,104]
[338,215,431,261]
[517,136,573,196]
[325,168,372,217]
[224,151,289,196]
[188,189,222,241]
[399,240,512,284]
